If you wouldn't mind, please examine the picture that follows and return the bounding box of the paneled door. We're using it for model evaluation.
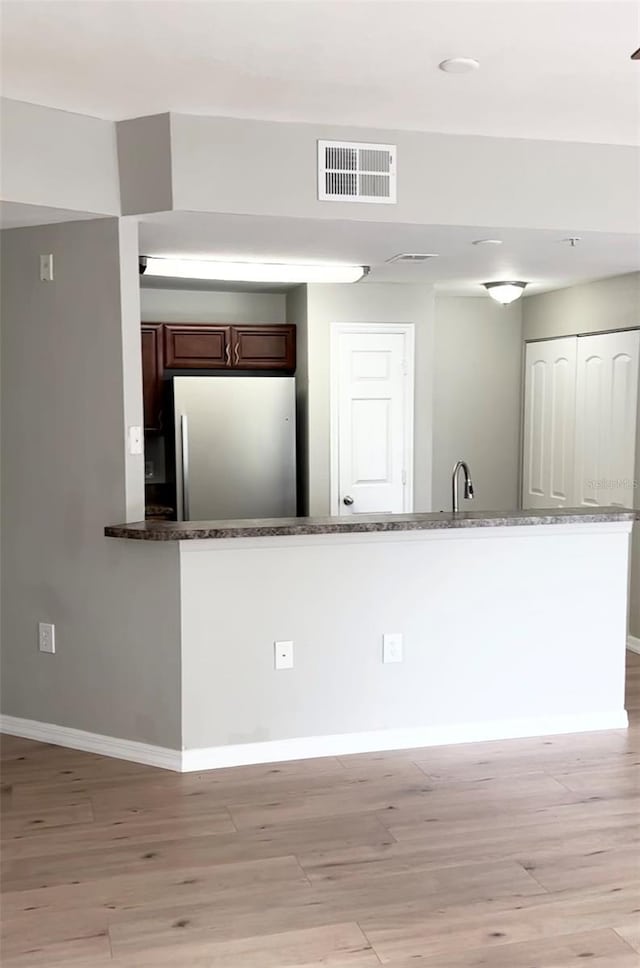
[574,330,640,508]
[522,337,577,508]
[332,325,413,515]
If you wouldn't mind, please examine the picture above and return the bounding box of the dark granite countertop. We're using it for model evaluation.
[105,507,637,541]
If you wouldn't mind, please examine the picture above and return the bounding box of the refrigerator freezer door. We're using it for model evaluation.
[174,377,296,520]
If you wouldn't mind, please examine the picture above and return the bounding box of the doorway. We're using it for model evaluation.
[330,323,414,516]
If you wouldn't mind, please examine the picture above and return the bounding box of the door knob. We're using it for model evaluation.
[343,495,354,506]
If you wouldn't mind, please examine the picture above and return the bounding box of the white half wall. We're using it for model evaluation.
[433,295,523,512]
[179,524,630,756]
[0,219,181,747]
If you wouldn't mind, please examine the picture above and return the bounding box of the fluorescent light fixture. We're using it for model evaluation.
[141,257,368,284]
[483,281,527,305]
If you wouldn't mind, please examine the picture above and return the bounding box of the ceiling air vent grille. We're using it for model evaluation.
[318,140,397,204]
[386,253,439,264]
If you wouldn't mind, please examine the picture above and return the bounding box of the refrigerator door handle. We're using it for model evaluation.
[180,414,190,521]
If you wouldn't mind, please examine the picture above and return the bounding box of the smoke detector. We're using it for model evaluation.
[318,140,397,204]
[386,253,439,264]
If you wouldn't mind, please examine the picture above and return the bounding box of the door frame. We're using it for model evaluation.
[329,322,415,516]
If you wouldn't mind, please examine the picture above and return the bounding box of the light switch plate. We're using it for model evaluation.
[128,426,143,455]
[39,254,54,282]
[383,632,403,663]
[274,640,294,670]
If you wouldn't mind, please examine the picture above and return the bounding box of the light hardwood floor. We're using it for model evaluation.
[2,654,639,967]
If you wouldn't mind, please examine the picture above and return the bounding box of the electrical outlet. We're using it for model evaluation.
[383,632,403,664]
[38,622,56,654]
[274,640,294,670]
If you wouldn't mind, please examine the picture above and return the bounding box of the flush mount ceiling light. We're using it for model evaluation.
[140,257,368,285]
[472,239,503,246]
[439,57,480,74]
[483,281,528,304]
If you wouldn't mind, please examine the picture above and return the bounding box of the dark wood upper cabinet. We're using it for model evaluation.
[141,323,164,430]
[231,325,296,371]
[163,324,231,369]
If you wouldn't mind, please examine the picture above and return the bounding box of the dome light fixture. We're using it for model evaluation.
[483,281,528,305]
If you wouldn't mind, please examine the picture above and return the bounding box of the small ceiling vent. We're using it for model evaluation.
[386,253,438,263]
[318,140,397,204]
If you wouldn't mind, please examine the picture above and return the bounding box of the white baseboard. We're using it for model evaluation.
[0,715,182,771]
[180,710,628,773]
[628,635,640,655]
[1,710,629,774]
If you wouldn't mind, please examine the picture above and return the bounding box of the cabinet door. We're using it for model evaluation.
[574,330,640,508]
[522,337,577,509]
[163,324,231,369]
[231,325,296,370]
[141,324,163,430]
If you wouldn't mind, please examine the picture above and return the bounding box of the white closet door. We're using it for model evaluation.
[574,330,640,508]
[522,338,577,508]
[336,330,410,515]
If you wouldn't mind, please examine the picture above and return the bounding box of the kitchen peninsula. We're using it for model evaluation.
[106,508,635,772]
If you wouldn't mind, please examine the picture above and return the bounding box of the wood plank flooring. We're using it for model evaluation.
[2,653,639,966]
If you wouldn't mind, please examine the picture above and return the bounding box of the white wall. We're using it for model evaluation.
[433,296,523,512]
[0,98,120,215]
[299,283,434,516]
[180,524,630,755]
[140,286,287,324]
[523,273,640,639]
[0,219,181,746]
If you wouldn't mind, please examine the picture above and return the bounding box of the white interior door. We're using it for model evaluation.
[522,337,577,508]
[574,330,640,508]
[333,327,413,515]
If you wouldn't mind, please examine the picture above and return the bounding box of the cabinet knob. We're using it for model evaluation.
[343,495,354,506]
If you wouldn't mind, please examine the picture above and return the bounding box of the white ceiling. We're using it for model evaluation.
[2,0,639,145]
[138,211,640,294]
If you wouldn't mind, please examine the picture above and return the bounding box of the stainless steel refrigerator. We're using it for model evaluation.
[173,376,296,521]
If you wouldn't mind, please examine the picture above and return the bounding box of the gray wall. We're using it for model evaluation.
[169,113,639,233]
[1,219,181,746]
[523,272,640,341]
[140,286,287,323]
[1,98,120,215]
[523,273,640,639]
[301,283,434,516]
[117,114,173,216]
[432,296,523,512]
